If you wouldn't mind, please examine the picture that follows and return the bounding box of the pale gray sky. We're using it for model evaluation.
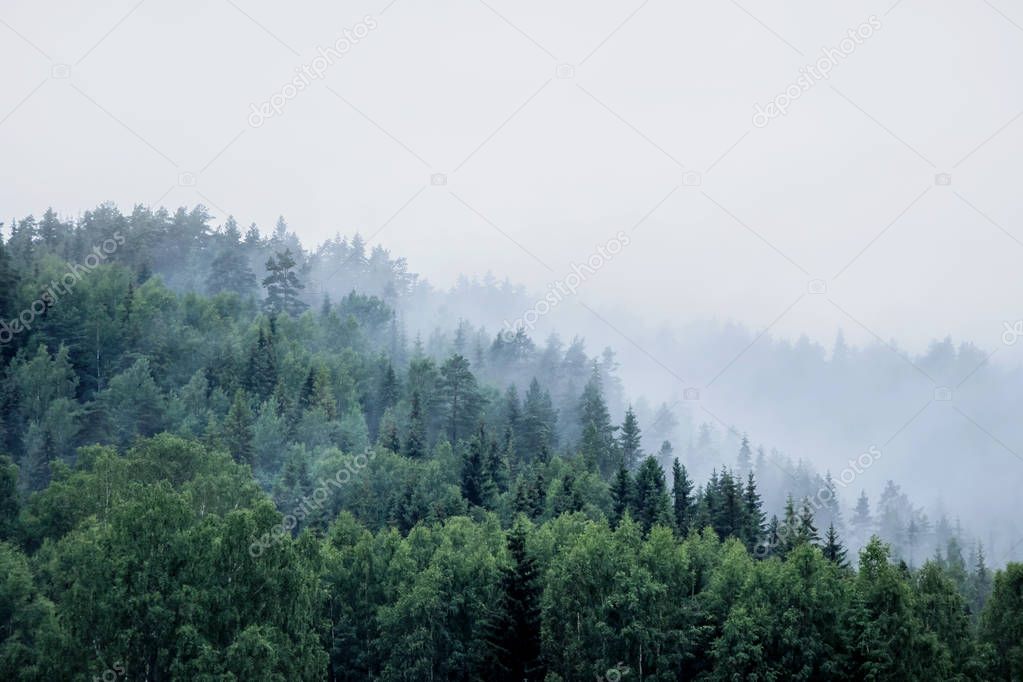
[2,0,1023,357]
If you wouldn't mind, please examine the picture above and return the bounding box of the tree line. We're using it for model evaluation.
[0,204,1019,679]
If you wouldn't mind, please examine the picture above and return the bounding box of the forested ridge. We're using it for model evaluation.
[0,203,1020,680]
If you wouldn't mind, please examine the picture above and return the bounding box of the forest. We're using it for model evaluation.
[0,203,1020,680]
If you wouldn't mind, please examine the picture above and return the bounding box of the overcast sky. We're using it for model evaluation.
[2,0,1023,358]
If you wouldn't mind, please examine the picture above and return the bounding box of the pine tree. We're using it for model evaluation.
[551,472,583,516]
[851,490,872,549]
[403,391,426,459]
[907,517,921,568]
[657,439,674,463]
[298,368,318,414]
[244,222,261,246]
[610,464,633,528]
[485,438,509,495]
[513,476,533,517]
[38,207,61,247]
[765,515,781,558]
[244,326,277,402]
[0,237,17,333]
[207,245,257,296]
[619,406,642,471]
[737,434,752,474]
[822,523,848,567]
[712,468,744,540]
[438,354,484,445]
[633,455,672,533]
[579,422,603,474]
[969,542,992,615]
[503,385,522,443]
[382,419,401,456]
[222,390,255,466]
[778,495,799,557]
[521,378,557,462]
[530,471,547,518]
[261,249,307,316]
[379,362,400,416]
[577,366,615,476]
[501,426,517,479]
[820,471,842,532]
[671,457,693,536]
[797,500,820,545]
[486,519,544,681]
[0,454,18,541]
[460,426,490,508]
[392,482,422,535]
[742,471,765,551]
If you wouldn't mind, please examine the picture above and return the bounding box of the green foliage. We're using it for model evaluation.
[981,563,1023,680]
[261,249,307,317]
[0,204,1008,680]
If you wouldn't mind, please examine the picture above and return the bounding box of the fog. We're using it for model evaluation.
[2,0,1022,560]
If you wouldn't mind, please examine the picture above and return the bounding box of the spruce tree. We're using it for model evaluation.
[633,456,672,533]
[403,391,426,459]
[797,500,820,545]
[610,464,633,528]
[742,470,765,551]
[577,366,615,476]
[486,518,544,681]
[851,490,872,549]
[0,454,18,541]
[552,472,582,515]
[822,523,848,567]
[392,482,421,535]
[485,438,509,495]
[521,378,557,461]
[778,495,799,557]
[765,514,781,558]
[619,406,642,471]
[712,468,743,540]
[671,457,693,536]
[460,426,490,508]
[969,542,992,615]
[530,471,547,518]
[503,385,522,442]
[244,327,277,402]
[512,476,533,517]
[222,390,255,466]
[737,434,752,474]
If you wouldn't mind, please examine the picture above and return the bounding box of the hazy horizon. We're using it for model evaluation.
[3,0,1023,355]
